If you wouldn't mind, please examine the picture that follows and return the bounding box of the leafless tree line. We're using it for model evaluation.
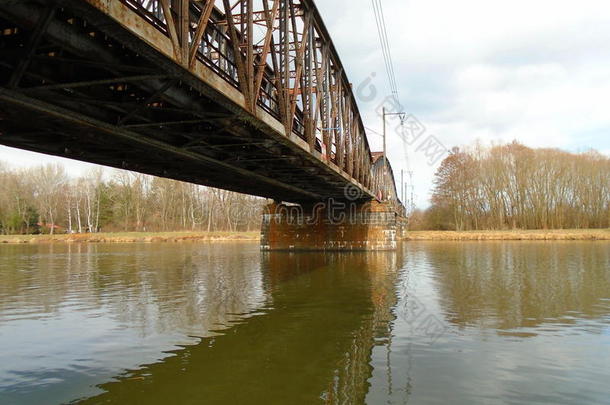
[413,142,609,230]
[0,161,266,234]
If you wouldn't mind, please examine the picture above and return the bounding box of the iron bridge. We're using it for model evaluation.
[0,0,405,213]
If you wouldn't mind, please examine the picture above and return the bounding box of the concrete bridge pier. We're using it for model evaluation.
[261,201,407,251]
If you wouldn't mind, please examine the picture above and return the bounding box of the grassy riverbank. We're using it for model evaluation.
[0,231,260,244]
[1,229,608,244]
[405,229,610,241]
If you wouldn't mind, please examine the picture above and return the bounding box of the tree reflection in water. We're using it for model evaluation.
[76,248,403,405]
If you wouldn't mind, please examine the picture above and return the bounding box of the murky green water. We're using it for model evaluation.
[0,242,609,404]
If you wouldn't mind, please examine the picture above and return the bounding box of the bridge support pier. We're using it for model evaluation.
[261,201,407,251]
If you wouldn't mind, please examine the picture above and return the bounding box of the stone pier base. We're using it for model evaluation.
[261,201,407,251]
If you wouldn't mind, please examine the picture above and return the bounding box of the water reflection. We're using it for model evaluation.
[418,242,610,332]
[79,250,402,405]
[0,243,268,335]
[0,243,269,404]
[366,241,610,405]
[1,242,609,404]
[0,244,402,405]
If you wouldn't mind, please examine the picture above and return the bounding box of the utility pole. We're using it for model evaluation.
[401,169,404,204]
[382,107,387,161]
[382,107,387,200]
[382,109,406,202]
[409,171,414,214]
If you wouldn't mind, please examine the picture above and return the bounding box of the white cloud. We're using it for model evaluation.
[317,0,610,206]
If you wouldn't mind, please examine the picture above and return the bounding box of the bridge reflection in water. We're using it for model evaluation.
[55,245,402,404]
[1,242,609,404]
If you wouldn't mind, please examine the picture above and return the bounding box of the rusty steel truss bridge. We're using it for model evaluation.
[0,0,405,213]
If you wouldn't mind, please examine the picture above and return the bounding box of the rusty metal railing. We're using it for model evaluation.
[99,0,375,190]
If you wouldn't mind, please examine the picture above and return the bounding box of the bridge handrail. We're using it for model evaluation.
[116,0,374,190]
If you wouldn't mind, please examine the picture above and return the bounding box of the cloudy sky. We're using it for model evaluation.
[1,0,609,207]
[317,0,610,206]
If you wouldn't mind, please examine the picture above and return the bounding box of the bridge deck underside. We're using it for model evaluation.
[0,0,372,203]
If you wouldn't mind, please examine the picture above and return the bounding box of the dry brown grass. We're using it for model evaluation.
[2,230,608,244]
[0,231,261,244]
[404,229,610,241]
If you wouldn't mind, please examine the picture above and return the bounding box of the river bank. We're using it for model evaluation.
[1,229,608,244]
[0,231,260,244]
[405,229,610,241]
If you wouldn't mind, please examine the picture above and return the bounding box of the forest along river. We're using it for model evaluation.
[0,242,609,404]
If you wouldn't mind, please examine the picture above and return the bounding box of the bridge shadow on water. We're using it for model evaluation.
[75,248,404,405]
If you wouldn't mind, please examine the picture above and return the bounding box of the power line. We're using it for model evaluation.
[371,1,392,91]
[377,0,399,95]
[372,2,393,93]
[371,0,415,211]
[371,0,395,97]
[371,0,399,101]
[364,126,384,137]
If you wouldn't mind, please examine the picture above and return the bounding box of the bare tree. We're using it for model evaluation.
[30,164,67,235]
[428,142,609,230]
[0,160,267,234]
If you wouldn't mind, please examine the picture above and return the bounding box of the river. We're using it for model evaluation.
[0,241,609,404]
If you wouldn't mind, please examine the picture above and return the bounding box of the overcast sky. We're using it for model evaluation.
[1,0,609,207]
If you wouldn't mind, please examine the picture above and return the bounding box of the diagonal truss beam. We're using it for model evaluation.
[7,5,56,88]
